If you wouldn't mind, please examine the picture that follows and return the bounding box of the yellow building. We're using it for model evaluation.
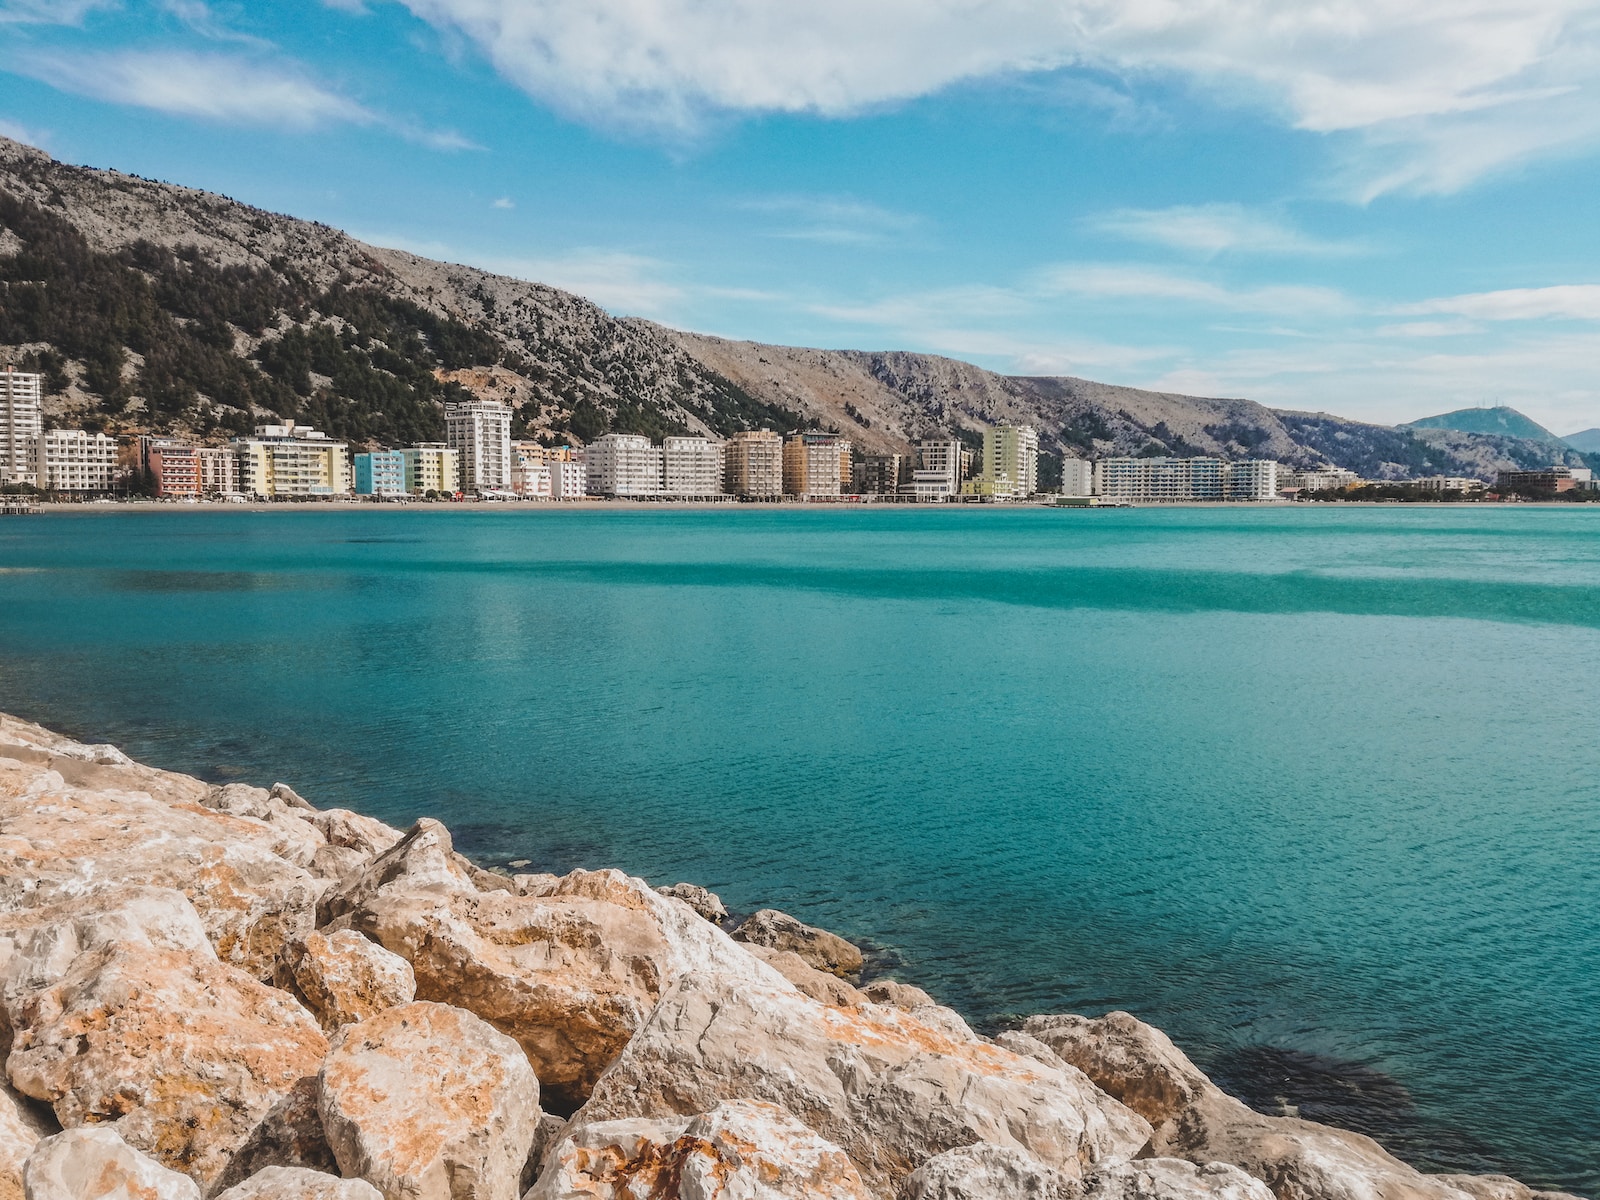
[233,423,351,498]
[723,430,784,497]
[782,432,850,497]
[399,443,461,495]
[978,425,1039,499]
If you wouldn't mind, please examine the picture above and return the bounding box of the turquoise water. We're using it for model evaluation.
[1,506,1597,1188]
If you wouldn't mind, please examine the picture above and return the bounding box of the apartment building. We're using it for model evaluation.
[399,444,459,495]
[445,400,512,492]
[1225,459,1279,501]
[912,439,965,501]
[1497,467,1591,492]
[511,442,552,499]
[195,446,240,496]
[662,436,723,497]
[1061,457,1093,498]
[783,432,848,497]
[354,451,406,496]
[147,442,199,498]
[1094,457,1279,502]
[852,453,903,496]
[549,457,587,501]
[723,430,783,498]
[586,433,662,496]
[0,368,42,486]
[1279,466,1359,493]
[235,423,351,498]
[975,425,1039,499]
[33,430,118,493]
[1412,475,1484,493]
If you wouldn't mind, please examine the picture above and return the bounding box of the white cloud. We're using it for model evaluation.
[491,196,514,209]
[0,115,48,148]
[156,0,268,45]
[385,0,1600,192]
[739,195,922,246]
[27,50,373,128]
[1035,263,1354,315]
[1399,284,1600,321]
[1088,204,1366,258]
[0,0,113,24]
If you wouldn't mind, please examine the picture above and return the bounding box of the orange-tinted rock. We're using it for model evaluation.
[318,1002,541,1200]
[1,1079,55,1200]
[743,945,863,1007]
[528,1100,872,1200]
[733,909,863,977]
[22,1127,202,1200]
[289,930,415,1031]
[215,1167,382,1200]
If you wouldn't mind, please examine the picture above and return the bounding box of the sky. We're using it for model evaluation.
[2,2,1600,432]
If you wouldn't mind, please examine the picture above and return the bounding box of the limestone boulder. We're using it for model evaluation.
[2,1080,55,1200]
[3,891,327,1191]
[528,1100,872,1200]
[578,971,1152,1196]
[306,811,404,892]
[860,980,937,1011]
[22,1127,201,1200]
[215,1168,381,1200]
[733,909,863,977]
[288,930,415,1031]
[0,754,323,981]
[318,1002,541,1200]
[211,1076,339,1193]
[1431,1179,1530,1200]
[1023,1013,1477,1200]
[654,883,728,924]
[897,1143,1077,1200]
[329,826,781,1112]
[201,785,325,870]
[743,945,863,1007]
[1085,1159,1277,1200]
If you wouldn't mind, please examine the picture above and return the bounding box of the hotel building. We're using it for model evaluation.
[852,453,903,496]
[1060,457,1093,498]
[1225,459,1279,501]
[783,432,849,497]
[723,430,783,498]
[445,400,512,492]
[399,444,459,495]
[973,425,1039,499]
[354,451,406,496]
[662,436,723,497]
[0,368,42,486]
[33,429,118,493]
[549,456,587,501]
[147,441,200,498]
[586,433,662,496]
[196,446,240,496]
[511,442,552,499]
[235,423,351,498]
[912,439,965,501]
[1094,457,1279,502]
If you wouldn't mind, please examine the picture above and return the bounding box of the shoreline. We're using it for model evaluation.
[0,711,1589,1200]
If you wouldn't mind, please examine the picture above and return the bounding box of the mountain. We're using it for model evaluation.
[1401,406,1563,444]
[1562,427,1600,454]
[0,136,1583,483]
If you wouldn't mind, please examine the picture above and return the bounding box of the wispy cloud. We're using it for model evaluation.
[491,196,514,209]
[155,0,268,46]
[0,0,113,25]
[386,0,1600,194]
[1398,283,1600,321]
[1035,264,1354,315]
[25,50,372,128]
[738,195,923,246]
[1087,204,1368,259]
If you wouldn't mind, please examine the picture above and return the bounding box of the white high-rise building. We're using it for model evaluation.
[1225,459,1279,500]
[914,439,964,500]
[33,430,117,493]
[662,436,723,497]
[1093,457,1280,502]
[550,457,587,500]
[445,400,512,492]
[1060,458,1093,497]
[586,433,662,496]
[0,368,42,486]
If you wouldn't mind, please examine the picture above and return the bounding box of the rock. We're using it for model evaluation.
[519,1114,568,1195]
[579,972,1152,1197]
[1432,1179,1530,1200]
[654,883,728,924]
[2,1080,56,1200]
[215,1167,381,1200]
[1085,1159,1276,1200]
[211,1076,339,1193]
[3,890,328,1191]
[268,784,317,813]
[0,753,323,981]
[743,945,863,1007]
[307,811,405,893]
[288,930,415,1031]
[318,1002,541,1200]
[860,980,937,1011]
[733,909,863,977]
[528,1100,872,1200]
[1023,1012,1477,1200]
[330,827,781,1113]
[21,1127,201,1200]
[897,1143,1077,1199]
[510,874,559,897]
[201,786,324,869]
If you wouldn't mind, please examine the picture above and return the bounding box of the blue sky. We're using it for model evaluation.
[3,0,1600,432]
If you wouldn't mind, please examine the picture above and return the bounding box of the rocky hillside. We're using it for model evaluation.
[0,136,1586,482]
[0,712,1586,1200]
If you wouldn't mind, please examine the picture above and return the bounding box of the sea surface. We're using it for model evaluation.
[1,505,1597,1188]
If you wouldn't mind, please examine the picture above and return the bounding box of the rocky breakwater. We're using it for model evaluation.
[0,712,1586,1200]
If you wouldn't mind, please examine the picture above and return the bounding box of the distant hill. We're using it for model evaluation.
[0,136,1586,483]
[1401,406,1562,444]
[1562,427,1600,453]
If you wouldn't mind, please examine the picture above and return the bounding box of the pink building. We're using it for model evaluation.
[148,443,199,498]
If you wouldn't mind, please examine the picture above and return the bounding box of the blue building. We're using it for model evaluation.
[354,451,405,496]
